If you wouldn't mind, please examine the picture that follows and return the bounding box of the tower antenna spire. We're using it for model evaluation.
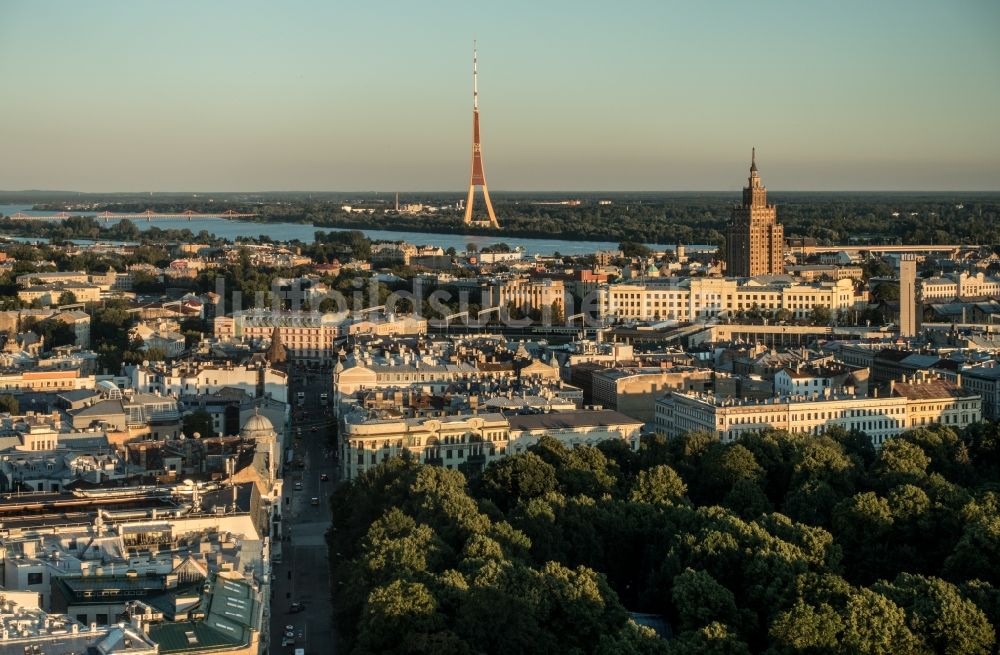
[750,146,757,172]
[463,40,499,229]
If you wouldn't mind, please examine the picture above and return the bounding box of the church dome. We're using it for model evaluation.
[240,410,275,440]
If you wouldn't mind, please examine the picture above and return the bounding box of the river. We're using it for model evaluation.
[0,204,712,256]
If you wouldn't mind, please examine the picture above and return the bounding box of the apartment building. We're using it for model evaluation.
[0,309,91,347]
[128,363,288,405]
[959,365,1000,420]
[334,355,483,415]
[0,369,96,394]
[773,364,867,398]
[214,311,343,364]
[214,310,425,363]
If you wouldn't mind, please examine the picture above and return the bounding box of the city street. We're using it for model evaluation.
[269,366,337,655]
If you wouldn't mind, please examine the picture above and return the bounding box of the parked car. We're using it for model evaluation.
[288,602,305,613]
[310,497,320,506]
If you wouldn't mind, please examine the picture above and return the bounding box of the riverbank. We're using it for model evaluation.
[0,205,706,256]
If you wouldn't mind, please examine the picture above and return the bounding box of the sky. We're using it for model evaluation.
[1,0,998,192]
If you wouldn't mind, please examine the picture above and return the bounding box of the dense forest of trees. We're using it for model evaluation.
[0,215,228,245]
[311,196,1000,247]
[329,423,1000,654]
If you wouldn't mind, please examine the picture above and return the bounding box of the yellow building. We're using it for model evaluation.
[0,369,96,394]
[482,277,566,318]
[598,277,858,322]
[18,283,102,306]
[656,374,979,447]
[342,412,509,479]
[341,409,642,479]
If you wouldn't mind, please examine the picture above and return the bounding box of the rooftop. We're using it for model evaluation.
[507,409,642,431]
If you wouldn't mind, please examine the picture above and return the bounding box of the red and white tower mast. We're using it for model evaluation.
[463,41,500,228]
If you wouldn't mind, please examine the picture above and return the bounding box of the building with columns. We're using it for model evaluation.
[597,276,859,323]
[725,149,784,277]
[656,374,979,447]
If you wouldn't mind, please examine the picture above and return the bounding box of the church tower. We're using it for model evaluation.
[725,149,784,277]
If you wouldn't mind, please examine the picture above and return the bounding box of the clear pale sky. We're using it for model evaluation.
[1,0,998,192]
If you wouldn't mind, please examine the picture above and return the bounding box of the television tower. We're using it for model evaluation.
[463,41,500,228]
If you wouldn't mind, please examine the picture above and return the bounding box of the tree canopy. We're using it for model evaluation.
[330,423,1000,653]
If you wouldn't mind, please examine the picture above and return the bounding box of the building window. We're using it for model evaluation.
[27,572,43,585]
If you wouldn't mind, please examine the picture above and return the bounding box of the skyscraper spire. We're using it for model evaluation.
[473,39,478,111]
[727,148,783,277]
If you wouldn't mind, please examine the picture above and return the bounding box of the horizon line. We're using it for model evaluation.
[2,189,1000,195]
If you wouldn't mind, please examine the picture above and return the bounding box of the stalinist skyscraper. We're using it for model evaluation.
[725,149,784,277]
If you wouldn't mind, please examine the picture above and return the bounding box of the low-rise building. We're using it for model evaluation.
[656,374,979,446]
[340,408,642,479]
[481,277,566,318]
[0,369,96,394]
[920,271,1000,301]
[590,366,713,423]
[960,365,1000,420]
[774,364,868,398]
[18,283,102,307]
[598,277,859,322]
[128,363,287,406]
[15,271,90,288]
[785,264,864,282]
[0,599,157,655]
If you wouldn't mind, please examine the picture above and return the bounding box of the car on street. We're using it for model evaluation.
[293,482,302,491]
[288,603,305,613]
[320,473,329,481]
[284,630,295,639]
[281,638,294,647]
[310,497,320,506]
